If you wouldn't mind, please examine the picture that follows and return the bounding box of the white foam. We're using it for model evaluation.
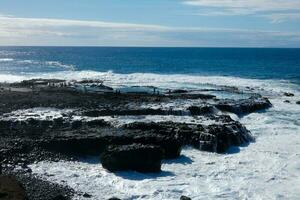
[1,71,298,95]
[1,107,74,121]
[0,58,14,62]
[90,115,218,128]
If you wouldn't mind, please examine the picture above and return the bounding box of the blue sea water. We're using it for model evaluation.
[0,47,299,84]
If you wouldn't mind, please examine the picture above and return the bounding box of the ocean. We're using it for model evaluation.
[1,47,300,199]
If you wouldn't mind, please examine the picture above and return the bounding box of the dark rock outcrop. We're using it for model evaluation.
[101,144,163,172]
[180,196,192,200]
[188,106,215,115]
[215,97,272,115]
[284,92,294,97]
[0,175,27,200]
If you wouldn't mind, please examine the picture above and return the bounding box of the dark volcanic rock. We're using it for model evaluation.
[40,136,109,156]
[9,172,74,200]
[171,89,188,94]
[188,105,215,115]
[284,92,294,97]
[0,175,27,200]
[101,144,163,172]
[215,97,272,115]
[132,135,182,159]
[296,101,300,105]
[124,121,253,154]
[180,196,192,200]
[82,193,92,198]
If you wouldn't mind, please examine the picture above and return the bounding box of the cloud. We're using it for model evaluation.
[0,15,299,47]
[183,0,300,12]
[183,0,300,22]
[263,13,300,23]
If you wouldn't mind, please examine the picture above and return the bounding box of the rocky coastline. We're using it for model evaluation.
[0,79,273,200]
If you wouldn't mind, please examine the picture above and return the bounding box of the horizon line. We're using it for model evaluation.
[0,45,299,49]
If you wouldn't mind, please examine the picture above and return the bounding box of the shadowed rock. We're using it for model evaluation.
[180,196,192,200]
[101,144,163,172]
[284,92,294,97]
[0,176,27,200]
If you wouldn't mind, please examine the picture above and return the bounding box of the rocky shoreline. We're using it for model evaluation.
[0,79,273,200]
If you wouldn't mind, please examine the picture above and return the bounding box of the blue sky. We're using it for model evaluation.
[0,0,300,47]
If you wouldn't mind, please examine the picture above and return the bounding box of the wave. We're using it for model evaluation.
[0,58,14,62]
[0,59,75,71]
[0,70,298,94]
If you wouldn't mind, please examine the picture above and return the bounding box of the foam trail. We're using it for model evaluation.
[0,58,14,62]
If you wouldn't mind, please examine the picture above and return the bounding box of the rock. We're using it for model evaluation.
[108,198,121,200]
[101,144,163,172]
[199,123,254,153]
[215,97,272,115]
[51,194,68,200]
[40,136,109,156]
[296,101,300,105]
[133,135,182,159]
[171,89,188,94]
[83,193,92,198]
[71,120,82,129]
[284,100,291,103]
[0,175,27,200]
[284,92,294,97]
[188,106,215,115]
[180,196,192,200]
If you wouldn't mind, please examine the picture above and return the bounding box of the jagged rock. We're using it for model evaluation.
[171,89,188,94]
[82,193,92,198]
[284,92,294,97]
[188,106,215,115]
[0,175,27,200]
[180,196,192,200]
[101,144,163,172]
[132,135,182,159]
[215,97,272,115]
[198,123,254,153]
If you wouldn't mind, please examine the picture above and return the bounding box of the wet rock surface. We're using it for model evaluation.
[0,175,27,200]
[0,79,272,199]
[101,144,163,172]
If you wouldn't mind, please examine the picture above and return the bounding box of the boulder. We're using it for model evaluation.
[296,101,300,105]
[101,144,163,172]
[133,135,182,159]
[215,97,272,115]
[200,123,254,153]
[284,92,294,97]
[0,175,27,200]
[188,106,215,115]
[180,196,192,200]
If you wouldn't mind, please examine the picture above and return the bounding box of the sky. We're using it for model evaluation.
[0,0,300,47]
